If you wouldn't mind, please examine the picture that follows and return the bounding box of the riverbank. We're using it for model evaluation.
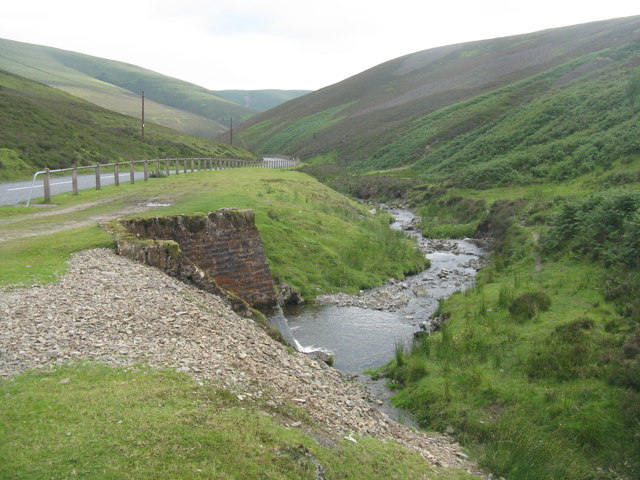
[283,208,486,373]
[0,248,485,478]
[380,193,640,479]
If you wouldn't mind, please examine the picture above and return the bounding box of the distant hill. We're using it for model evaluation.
[0,69,253,180]
[0,38,270,138]
[237,15,640,185]
[215,90,311,112]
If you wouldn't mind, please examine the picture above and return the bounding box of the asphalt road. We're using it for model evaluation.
[0,172,147,206]
[0,158,296,207]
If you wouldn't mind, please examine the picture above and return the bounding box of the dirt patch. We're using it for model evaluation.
[0,201,165,242]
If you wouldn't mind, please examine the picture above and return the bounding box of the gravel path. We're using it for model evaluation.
[0,249,483,476]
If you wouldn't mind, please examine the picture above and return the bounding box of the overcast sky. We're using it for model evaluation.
[1,1,638,91]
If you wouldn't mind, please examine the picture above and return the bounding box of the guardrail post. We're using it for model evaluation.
[155,159,160,178]
[95,164,101,190]
[198,158,202,171]
[114,161,120,186]
[144,159,149,181]
[43,168,51,203]
[175,158,180,175]
[130,160,135,184]
[72,166,78,195]
[165,159,170,176]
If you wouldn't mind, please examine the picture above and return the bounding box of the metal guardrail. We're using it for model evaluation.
[26,156,300,206]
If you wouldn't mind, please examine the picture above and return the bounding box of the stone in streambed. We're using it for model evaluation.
[305,350,334,366]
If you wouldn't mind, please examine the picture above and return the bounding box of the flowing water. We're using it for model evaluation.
[268,207,485,423]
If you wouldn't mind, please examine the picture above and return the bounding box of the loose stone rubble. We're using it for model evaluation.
[0,249,484,476]
[315,237,486,314]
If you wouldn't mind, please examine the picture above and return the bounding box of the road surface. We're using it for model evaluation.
[0,172,147,206]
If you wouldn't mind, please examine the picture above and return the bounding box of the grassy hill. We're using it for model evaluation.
[0,69,253,180]
[0,38,249,138]
[216,89,311,112]
[237,15,640,172]
[0,38,314,138]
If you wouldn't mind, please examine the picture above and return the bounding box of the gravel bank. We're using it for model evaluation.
[0,249,483,476]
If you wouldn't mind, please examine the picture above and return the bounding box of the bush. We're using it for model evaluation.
[508,291,551,321]
[542,192,640,268]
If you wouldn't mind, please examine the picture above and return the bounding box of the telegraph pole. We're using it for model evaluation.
[229,117,233,146]
[141,91,145,140]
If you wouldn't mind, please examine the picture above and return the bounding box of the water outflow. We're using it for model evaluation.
[267,305,326,354]
[269,208,485,374]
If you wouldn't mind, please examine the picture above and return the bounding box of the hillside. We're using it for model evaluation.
[0,69,252,180]
[237,15,640,176]
[216,89,311,111]
[0,38,264,138]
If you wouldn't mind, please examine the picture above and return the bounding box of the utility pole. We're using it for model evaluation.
[141,91,145,140]
[229,117,233,146]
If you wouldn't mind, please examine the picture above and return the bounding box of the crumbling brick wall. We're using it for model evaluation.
[115,209,277,308]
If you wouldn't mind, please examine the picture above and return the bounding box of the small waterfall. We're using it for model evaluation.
[267,305,333,355]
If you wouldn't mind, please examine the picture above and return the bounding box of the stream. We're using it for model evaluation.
[268,207,485,424]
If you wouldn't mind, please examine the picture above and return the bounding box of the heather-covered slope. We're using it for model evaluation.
[237,15,640,175]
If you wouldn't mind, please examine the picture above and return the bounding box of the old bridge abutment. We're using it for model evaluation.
[113,209,277,313]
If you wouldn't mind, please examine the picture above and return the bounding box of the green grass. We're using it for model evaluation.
[241,103,352,155]
[0,363,478,480]
[0,226,113,288]
[0,148,33,181]
[386,256,639,480]
[0,168,426,299]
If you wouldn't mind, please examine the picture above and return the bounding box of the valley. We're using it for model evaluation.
[1,13,639,480]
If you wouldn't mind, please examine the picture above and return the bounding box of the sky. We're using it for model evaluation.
[1,1,638,91]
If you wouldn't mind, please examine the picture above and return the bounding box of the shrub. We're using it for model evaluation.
[542,192,640,268]
[623,329,640,359]
[508,291,551,321]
